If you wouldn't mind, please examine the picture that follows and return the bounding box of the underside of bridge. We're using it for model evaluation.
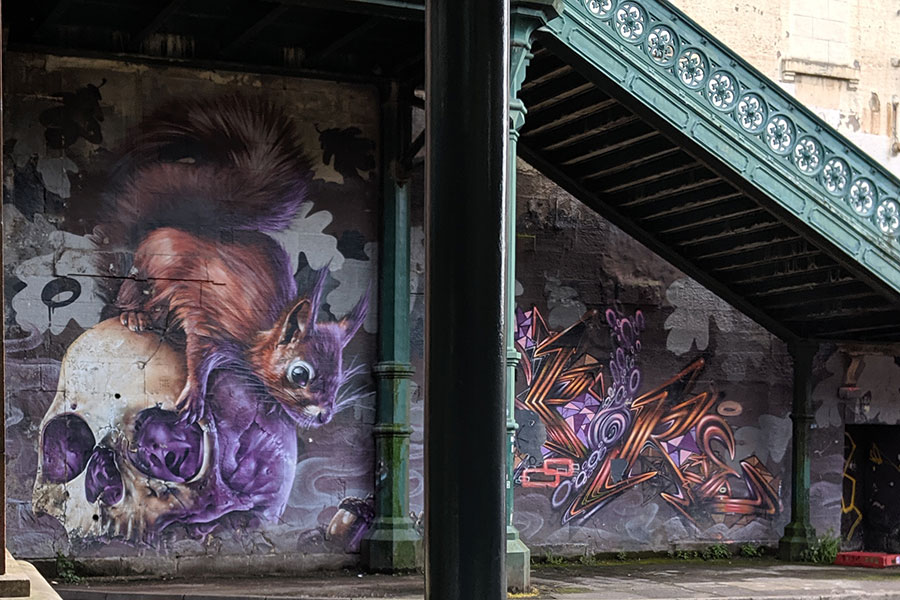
[5,0,900,597]
[9,0,900,345]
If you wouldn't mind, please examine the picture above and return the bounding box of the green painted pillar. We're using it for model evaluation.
[778,341,818,561]
[505,2,563,593]
[362,81,421,573]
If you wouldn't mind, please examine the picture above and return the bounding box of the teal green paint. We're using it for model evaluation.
[362,82,421,572]
[506,2,564,592]
[779,342,817,561]
[547,0,900,294]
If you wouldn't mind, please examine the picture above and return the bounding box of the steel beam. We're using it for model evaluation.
[220,4,291,58]
[425,0,508,597]
[307,17,382,63]
[280,0,424,20]
[130,0,189,52]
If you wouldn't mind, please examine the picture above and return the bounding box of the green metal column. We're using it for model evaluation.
[505,2,562,593]
[426,0,509,597]
[778,341,818,561]
[362,81,421,573]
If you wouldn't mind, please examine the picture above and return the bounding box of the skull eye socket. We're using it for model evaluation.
[41,414,96,483]
[129,408,204,483]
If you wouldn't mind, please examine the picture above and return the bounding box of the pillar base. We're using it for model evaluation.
[361,517,422,573]
[778,522,817,561]
[506,526,531,593]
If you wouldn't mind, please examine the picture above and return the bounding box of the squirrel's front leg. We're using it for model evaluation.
[176,334,215,423]
[116,278,152,332]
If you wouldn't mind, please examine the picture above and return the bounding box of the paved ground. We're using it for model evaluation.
[53,560,900,600]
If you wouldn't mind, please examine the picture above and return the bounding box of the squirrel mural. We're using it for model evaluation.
[94,94,368,426]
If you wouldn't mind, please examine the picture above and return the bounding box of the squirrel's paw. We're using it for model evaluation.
[176,382,206,424]
[120,310,151,332]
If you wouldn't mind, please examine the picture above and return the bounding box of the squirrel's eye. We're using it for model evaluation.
[286,360,315,387]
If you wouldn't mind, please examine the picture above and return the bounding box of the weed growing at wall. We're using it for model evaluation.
[800,531,840,564]
[701,544,732,560]
[670,549,701,560]
[542,550,568,566]
[740,543,764,558]
[54,552,81,584]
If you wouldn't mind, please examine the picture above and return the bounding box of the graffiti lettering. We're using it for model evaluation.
[521,458,575,488]
[514,306,782,528]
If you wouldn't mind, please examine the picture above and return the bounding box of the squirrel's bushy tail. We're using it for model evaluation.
[96,93,313,249]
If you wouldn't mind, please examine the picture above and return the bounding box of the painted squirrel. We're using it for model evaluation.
[94,94,368,426]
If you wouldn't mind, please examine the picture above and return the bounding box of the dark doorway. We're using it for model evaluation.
[843,425,900,552]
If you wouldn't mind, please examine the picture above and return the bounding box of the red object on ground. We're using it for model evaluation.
[835,551,900,568]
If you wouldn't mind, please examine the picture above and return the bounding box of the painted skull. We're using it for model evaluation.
[32,318,298,544]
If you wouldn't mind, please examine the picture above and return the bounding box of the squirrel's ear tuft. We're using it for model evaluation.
[307,265,330,327]
[339,286,370,347]
[279,299,312,344]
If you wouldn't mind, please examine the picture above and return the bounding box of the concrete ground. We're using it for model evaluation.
[51,560,900,600]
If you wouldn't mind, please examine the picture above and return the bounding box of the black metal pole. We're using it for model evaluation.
[425,0,509,598]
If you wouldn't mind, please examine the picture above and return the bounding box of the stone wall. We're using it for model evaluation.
[673,0,900,176]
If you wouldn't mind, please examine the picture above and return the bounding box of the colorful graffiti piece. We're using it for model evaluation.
[514,307,781,528]
[25,94,372,546]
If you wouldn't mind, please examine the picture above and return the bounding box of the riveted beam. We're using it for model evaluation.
[666,215,782,247]
[634,189,744,222]
[575,146,682,181]
[768,295,889,321]
[693,234,803,262]
[523,104,635,148]
[674,222,786,256]
[705,244,823,273]
[595,157,702,191]
[130,0,189,52]
[33,0,77,39]
[526,82,594,113]
[552,128,661,166]
[801,312,900,334]
[220,4,291,58]
[737,270,853,298]
[519,71,593,105]
[789,307,899,325]
[520,64,574,91]
[619,175,723,209]
[745,277,860,301]
[521,95,618,136]
[307,17,382,63]
[281,0,424,20]
[761,290,876,313]
[598,161,705,193]
[657,207,768,237]
[727,263,842,287]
